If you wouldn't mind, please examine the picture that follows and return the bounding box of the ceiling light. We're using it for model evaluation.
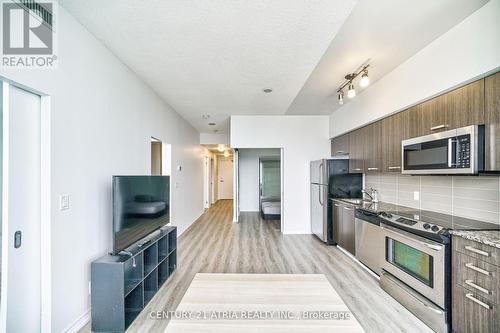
[263,88,273,93]
[338,90,344,105]
[347,82,356,99]
[360,70,370,87]
[223,150,230,157]
[217,145,225,152]
[208,122,216,126]
[202,114,210,119]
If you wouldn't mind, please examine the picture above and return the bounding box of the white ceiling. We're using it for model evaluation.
[59,0,488,133]
[286,0,489,115]
[59,0,358,133]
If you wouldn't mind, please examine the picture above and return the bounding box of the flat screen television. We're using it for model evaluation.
[112,176,170,254]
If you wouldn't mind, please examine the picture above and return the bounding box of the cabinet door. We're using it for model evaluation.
[409,94,448,137]
[364,122,382,173]
[382,112,410,172]
[485,72,500,171]
[332,202,343,244]
[331,133,349,156]
[452,285,498,333]
[446,79,484,129]
[349,128,365,173]
[341,205,355,255]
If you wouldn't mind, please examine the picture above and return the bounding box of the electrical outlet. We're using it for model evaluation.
[413,191,420,201]
[59,195,69,210]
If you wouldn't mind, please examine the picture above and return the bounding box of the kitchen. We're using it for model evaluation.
[312,71,500,333]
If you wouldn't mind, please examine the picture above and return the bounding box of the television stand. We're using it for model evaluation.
[91,226,177,332]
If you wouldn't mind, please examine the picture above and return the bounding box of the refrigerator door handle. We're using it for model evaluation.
[319,185,323,206]
[319,161,324,185]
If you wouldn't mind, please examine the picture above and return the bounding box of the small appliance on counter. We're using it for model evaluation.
[402,124,484,175]
[310,158,362,244]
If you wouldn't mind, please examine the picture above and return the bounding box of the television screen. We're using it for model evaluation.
[112,176,170,254]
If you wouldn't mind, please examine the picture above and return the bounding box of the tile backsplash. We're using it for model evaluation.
[365,174,500,225]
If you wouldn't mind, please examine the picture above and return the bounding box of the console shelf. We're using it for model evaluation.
[91,226,177,332]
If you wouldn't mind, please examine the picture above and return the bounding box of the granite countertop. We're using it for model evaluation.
[331,198,413,214]
[449,230,500,249]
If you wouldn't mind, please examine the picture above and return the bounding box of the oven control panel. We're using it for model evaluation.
[456,134,471,169]
[379,212,442,234]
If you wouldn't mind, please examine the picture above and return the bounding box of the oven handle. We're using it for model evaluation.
[381,224,443,251]
[448,138,457,168]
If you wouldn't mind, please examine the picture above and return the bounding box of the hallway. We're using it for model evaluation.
[83,199,431,333]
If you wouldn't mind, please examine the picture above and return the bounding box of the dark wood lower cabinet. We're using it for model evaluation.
[452,236,500,333]
[332,201,355,255]
[452,285,498,333]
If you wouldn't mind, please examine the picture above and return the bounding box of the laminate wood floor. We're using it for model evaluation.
[81,199,432,333]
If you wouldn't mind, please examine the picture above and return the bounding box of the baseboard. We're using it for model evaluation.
[62,308,90,333]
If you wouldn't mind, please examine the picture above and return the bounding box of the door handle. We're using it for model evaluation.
[14,230,22,248]
[430,124,448,131]
[448,138,457,167]
[318,187,323,206]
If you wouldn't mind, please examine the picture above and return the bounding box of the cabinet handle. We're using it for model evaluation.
[367,167,378,171]
[430,124,449,131]
[352,168,361,171]
[334,204,341,207]
[387,166,401,170]
[343,206,353,211]
[465,280,491,295]
[336,150,346,154]
[465,263,492,276]
[465,293,492,310]
[465,245,490,257]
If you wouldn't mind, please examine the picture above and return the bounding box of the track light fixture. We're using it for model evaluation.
[336,64,370,105]
[347,82,356,99]
[337,90,344,105]
[360,69,370,87]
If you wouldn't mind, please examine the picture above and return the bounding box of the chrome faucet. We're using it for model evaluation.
[361,189,373,201]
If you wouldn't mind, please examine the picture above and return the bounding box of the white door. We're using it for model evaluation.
[218,159,233,199]
[1,84,42,333]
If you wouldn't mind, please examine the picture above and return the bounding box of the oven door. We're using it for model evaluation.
[381,224,445,308]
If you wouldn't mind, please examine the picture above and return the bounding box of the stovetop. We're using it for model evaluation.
[379,208,500,239]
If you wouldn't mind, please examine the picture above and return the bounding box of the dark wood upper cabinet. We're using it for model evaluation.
[331,133,349,156]
[364,122,382,173]
[382,112,410,172]
[446,79,484,129]
[348,128,365,173]
[485,71,500,171]
[409,80,484,138]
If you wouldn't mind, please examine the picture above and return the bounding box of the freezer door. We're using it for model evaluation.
[310,159,327,185]
[311,183,328,242]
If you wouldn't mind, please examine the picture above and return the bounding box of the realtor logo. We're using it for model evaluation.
[1,0,57,68]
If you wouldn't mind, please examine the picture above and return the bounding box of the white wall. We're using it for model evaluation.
[239,149,280,211]
[199,133,230,144]
[329,0,500,137]
[0,6,204,333]
[231,116,330,233]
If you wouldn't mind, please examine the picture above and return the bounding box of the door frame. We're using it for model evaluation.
[0,79,52,333]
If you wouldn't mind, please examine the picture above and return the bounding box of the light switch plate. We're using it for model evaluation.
[413,191,420,201]
[60,194,69,210]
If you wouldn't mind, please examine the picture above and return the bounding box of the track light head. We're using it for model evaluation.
[360,70,370,87]
[347,82,356,99]
[338,90,344,105]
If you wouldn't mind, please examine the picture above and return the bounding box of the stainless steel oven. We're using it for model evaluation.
[380,223,450,333]
[401,125,484,174]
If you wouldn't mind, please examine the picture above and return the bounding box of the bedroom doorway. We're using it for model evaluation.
[236,148,282,231]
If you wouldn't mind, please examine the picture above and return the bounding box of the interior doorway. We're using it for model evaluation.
[217,157,233,199]
[0,81,51,333]
[235,148,283,231]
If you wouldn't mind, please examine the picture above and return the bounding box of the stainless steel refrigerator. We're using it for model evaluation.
[310,158,362,244]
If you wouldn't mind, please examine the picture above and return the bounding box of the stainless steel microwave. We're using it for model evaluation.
[401,125,484,174]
